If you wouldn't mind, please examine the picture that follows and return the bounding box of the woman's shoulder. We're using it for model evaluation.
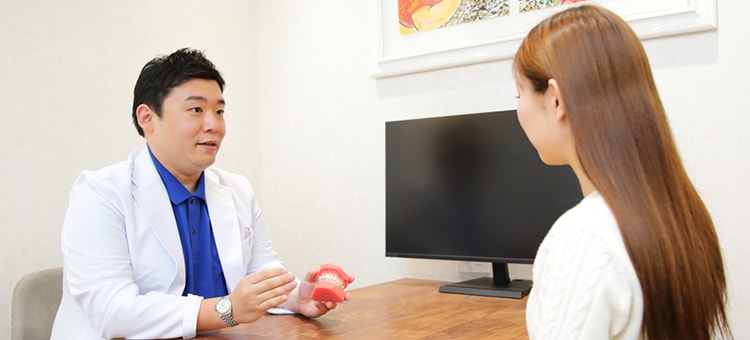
[545,192,621,249]
[528,192,644,339]
[534,191,639,306]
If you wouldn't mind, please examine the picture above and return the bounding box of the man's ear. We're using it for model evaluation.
[136,104,156,135]
[547,79,567,122]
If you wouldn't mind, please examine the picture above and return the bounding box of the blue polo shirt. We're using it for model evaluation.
[148,147,229,298]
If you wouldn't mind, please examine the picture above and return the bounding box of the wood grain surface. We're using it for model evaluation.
[195,278,528,339]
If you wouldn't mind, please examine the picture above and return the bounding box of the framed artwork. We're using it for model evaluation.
[374,0,718,78]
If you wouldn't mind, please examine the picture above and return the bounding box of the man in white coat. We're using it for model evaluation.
[51,48,352,339]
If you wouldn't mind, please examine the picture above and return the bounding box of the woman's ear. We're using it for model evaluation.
[547,79,567,122]
[136,104,156,135]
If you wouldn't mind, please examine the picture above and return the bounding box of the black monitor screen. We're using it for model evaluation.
[385,110,582,298]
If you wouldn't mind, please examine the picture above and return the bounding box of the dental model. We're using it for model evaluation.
[311,263,354,303]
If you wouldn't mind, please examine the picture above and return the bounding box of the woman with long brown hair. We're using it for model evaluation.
[513,5,731,339]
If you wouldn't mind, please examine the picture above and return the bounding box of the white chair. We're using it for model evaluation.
[12,267,63,340]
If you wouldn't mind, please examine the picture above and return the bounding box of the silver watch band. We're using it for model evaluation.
[220,313,239,327]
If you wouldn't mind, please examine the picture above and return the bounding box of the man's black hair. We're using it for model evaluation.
[131,48,225,137]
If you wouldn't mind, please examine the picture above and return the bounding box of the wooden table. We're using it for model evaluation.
[195,278,528,339]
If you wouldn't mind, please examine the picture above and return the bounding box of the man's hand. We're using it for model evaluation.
[230,268,297,324]
[296,267,354,318]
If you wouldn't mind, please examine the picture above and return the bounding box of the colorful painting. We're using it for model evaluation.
[398,0,586,35]
[378,0,716,78]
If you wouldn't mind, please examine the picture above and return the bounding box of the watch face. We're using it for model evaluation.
[216,298,231,313]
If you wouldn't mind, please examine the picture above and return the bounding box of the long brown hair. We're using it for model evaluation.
[514,5,730,339]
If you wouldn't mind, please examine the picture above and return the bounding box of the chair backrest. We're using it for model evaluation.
[12,267,63,340]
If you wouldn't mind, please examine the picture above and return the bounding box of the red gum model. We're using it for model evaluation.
[311,264,354,303]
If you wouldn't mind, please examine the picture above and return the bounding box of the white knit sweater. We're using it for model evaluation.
[526,191,643,339]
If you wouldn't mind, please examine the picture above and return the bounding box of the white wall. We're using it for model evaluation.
[2,0,748,337]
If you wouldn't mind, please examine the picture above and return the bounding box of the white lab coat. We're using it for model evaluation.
[51,147,284,339]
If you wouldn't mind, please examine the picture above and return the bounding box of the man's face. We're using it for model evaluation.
[138,78,226,185]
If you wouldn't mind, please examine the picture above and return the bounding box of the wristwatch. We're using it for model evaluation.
[215,295,239,327]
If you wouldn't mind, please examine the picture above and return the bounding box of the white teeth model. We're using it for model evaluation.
[317,273,345,290]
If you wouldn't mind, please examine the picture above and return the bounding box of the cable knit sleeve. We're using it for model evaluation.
[526,192,643,340]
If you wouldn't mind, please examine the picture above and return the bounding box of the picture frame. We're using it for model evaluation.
[373,0,718,78]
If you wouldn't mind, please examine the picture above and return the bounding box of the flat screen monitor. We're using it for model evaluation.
[385,110,583,298]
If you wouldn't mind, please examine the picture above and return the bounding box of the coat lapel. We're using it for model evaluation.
[130,148,186,292]
[204,170,245,291]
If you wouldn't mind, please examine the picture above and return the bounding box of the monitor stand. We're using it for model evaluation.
[438,262,532,299]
